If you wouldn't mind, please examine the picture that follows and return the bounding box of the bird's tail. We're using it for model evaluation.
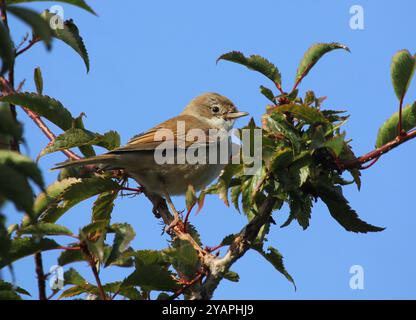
[52,153,119,170]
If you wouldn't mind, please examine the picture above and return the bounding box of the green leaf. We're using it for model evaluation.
[7,6,52,49]
[59,283,97,299]
[295,42,350,85]
[34,67,43,94]
[18,222,72,236]
[253,245,296,290]
[223,270,240,282]
[0,92,73,131]
[124,255,179,292]
[185,184,197,212]
[7,0,96,15]
[97,130,120,150]
[33,178,78,217]
[0,163,35,214]
[0,103,23,141]
[0,150,44,188]
[0,21,14,74]
[262,112,301,154]
[102,281,143,300]
[376,102,416,147]
[39,128,120,159]
[38,128,98,159]
[259,85,275,103]
[38,177,120,223]
[0,280,31,300]
[64,267,86,286]
[41,10,90,72]
[323,133,346,157]
[0,237,60,269]
[217,51,282,86]
[220,234,236,246]
[165,240,199,279]
[315,182,384,233]
[270,104,329,125]
[58,247,84,266]
[92,190,119,222]
[105,223,135,267]
[390,49,416,100]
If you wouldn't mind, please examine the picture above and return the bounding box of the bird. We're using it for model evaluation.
[54,92,248,229]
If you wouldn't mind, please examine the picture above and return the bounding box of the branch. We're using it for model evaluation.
[196,196,277,299]
[34,252,47,300]
[16,37,41,57]
[342,129,416,170]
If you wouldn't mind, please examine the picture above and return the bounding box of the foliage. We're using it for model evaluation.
[0,1,415,301]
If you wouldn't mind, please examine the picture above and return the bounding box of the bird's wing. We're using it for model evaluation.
[110,115,216,153]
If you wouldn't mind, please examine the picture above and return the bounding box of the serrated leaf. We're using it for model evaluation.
[259,85,275,103]
[18,222,72,236]
[262,113,301,154]
[59,283,97,299]
[221,234,236,246]
[124,257,179,292]
[0,92,73,131]
[92,190,119,222]
[218,51,281,85]
[165,240,199,279]
[41,10,90,72]
[253,245,296,290]
[0,237,60,269]
[105,223,135,267]
[38,177,120,223]
[38,128,99,159]
[7,0,96,15]
[7,6,52,49]
[323,133,346,156]
[33,178,78,217]
[33,67,43,94]
[390,49,416,100]
[270,104,329,125]
[315,182,384,233]
[376,102,416,147]
[58,247,84,266]
[0,21,14,74]
[295,42,350,85]
[64,267,86,286]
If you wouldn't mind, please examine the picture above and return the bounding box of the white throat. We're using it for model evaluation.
[204,116,235,131]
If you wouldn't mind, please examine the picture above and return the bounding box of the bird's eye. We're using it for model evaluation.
[211,106,220,113]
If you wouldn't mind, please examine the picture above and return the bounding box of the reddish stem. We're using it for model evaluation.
[183,202,196,232]
[360,156,381,170]
[15,37,40,57]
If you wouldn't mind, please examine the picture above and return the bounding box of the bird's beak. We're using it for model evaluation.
[225,111,249,119]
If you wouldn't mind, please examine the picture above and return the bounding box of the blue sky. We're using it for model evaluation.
[2,0,416,299]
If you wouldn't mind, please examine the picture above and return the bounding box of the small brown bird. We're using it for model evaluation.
[54,93,248,227]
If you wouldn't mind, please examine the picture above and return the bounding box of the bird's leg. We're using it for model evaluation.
[163,191,183,233]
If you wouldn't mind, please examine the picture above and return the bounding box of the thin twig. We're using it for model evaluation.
[15,37,41,57]
[34,252,47,300]
[80,242,107,300]
[342,129,416,169]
